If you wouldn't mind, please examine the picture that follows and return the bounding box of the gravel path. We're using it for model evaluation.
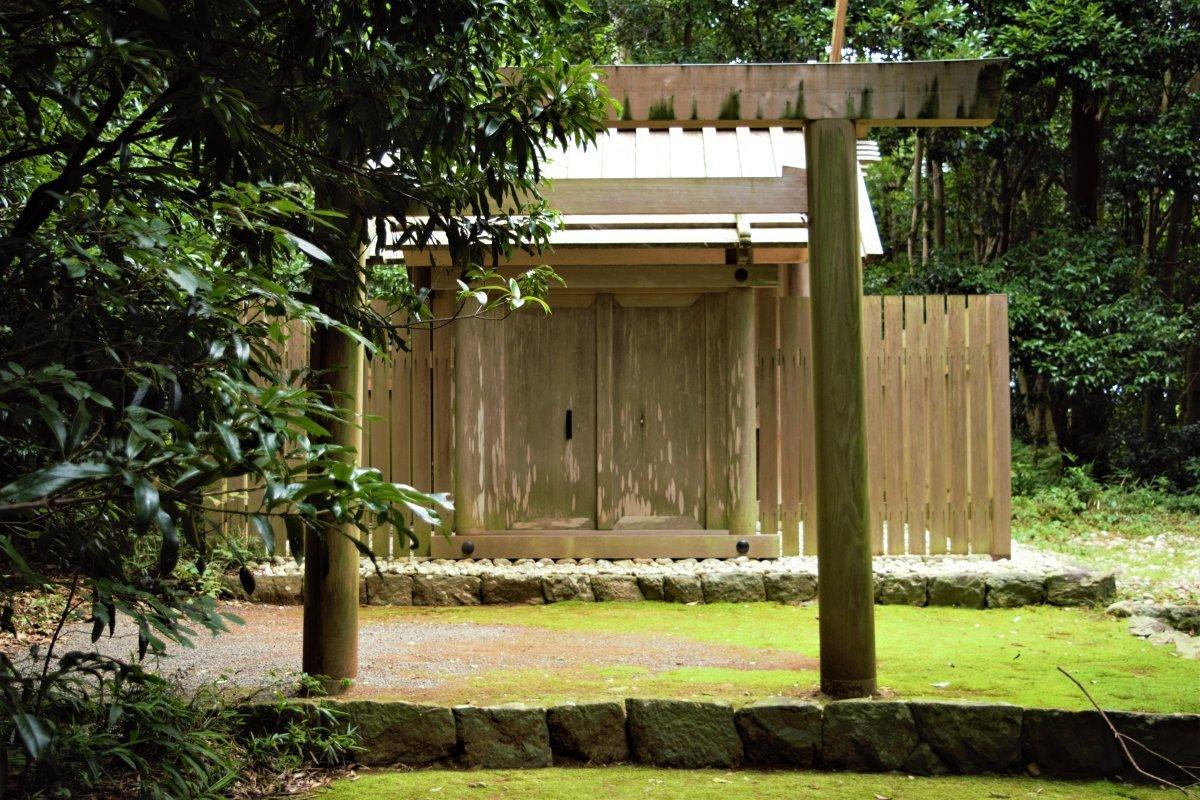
[39,603,815,700]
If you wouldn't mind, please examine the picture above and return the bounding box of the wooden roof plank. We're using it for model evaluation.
[601,59,1007,128]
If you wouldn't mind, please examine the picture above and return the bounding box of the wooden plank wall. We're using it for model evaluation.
[765,293,1011,557]
[221,291,1010,562]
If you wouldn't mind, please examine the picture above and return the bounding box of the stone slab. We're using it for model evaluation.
[734,698,822,766]
[481,574,545,605]
[455,704,553,768]
[763,572,818,604]
[542,574,595,603]
[985,573,1045,608]
[413,575,482,606]
[362,573,413,606]
[910,701,1022,773]
[702,572,766,603]
[336,700,456,766]
[663,574,704,604]
[591,574,644,602]
[626,699,743,768]
[927,573,986,608]
[547,702,629,764]
[822,700,920,772]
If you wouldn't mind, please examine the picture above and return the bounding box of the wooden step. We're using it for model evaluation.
[429,531,781,560]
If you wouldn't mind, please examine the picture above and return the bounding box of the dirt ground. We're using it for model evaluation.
[39,602,815,701]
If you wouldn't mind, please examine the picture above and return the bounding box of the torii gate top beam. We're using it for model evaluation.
[597,59,1007,130]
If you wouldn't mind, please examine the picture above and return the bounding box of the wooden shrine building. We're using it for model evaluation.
[343,61,1012,563]
[379,129,883,560]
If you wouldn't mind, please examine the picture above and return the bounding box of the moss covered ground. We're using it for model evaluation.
[361,603,1198,712]
[321,767,1166,800]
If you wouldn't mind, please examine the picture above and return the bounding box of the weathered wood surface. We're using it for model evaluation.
[755,288,779,538]
[613,297,708,529]
[805,118,877,698]
[217,292,1012,562]
[598,60,1007,128]
[430,264,780,290]
[762,293,1011,558]
[504,303,597,529]
[430,531,781,559]
[539,175,807,215]
[727,287,758,537]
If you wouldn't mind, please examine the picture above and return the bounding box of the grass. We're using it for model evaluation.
[361,603,1199,712]
[321,767,1167,800]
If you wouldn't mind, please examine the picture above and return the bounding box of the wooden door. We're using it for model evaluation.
[606,295,708,529]
[502,300,597,529]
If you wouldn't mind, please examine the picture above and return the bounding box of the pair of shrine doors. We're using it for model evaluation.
[458,290,752,533]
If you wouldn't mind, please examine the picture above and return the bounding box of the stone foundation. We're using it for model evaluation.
[247,697,1198,781]
[234,559,1116,609]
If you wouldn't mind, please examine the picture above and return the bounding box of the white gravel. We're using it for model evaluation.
[254,539,1084,580]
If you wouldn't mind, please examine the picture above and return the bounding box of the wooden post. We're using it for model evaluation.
[805,118,876,698]
[453,299,486,534]
[302,235,365,692]
[728,286,757,537]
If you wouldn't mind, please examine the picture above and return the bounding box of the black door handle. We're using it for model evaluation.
[565,409,573,440]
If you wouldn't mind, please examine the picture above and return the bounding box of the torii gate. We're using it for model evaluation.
[598,58,1007,697]
[301,57,1006,700]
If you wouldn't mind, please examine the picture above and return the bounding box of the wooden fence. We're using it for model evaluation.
[218,292,1010,560]
[757,291,1011,557]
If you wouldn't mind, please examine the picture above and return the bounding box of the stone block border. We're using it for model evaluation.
[236,565,1116,609]
[246,698,1198,782]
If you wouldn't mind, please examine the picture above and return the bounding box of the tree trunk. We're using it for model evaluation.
[929,145,946,251]
[907,132,923,267]
[1068,86,1103,228]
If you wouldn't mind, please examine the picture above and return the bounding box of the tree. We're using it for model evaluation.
[1,0,605,790]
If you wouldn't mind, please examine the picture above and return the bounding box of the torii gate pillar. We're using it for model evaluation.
[805,118,876,696]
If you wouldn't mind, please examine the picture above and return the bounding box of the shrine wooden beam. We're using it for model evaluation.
[597,59,1006,129]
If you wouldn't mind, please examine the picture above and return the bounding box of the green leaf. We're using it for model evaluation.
[156,509,179,576]
[165,266,209,295]
[215,423,242,462]
[37,405,66,451]
[13,713,50,760]
[0,462,114,503]
[284,516,306,563]
[132,0,170,19]
[238,565,256,596]
[285,232,332,264]
[133,477,159,530]
[250,513,274,556]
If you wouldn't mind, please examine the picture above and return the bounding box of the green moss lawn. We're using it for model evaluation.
[322,767,1165,800]
[361,602,1198,712]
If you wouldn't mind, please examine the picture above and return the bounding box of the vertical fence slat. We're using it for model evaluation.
[903,296,930,555]
[431,291,455,536]
[967,297,992,555]
[410,320,434,556]
[861,295,884,555]
[756,288,779,535]
[946,296,969,553]
[778,266,803,554]
[798,295,819,554]
[988,295,1012,558]
[882,296,905,554]
[926,296,950,554]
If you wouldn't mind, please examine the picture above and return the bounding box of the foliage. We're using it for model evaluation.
[0,654,356,799]
[0,0,606,792]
